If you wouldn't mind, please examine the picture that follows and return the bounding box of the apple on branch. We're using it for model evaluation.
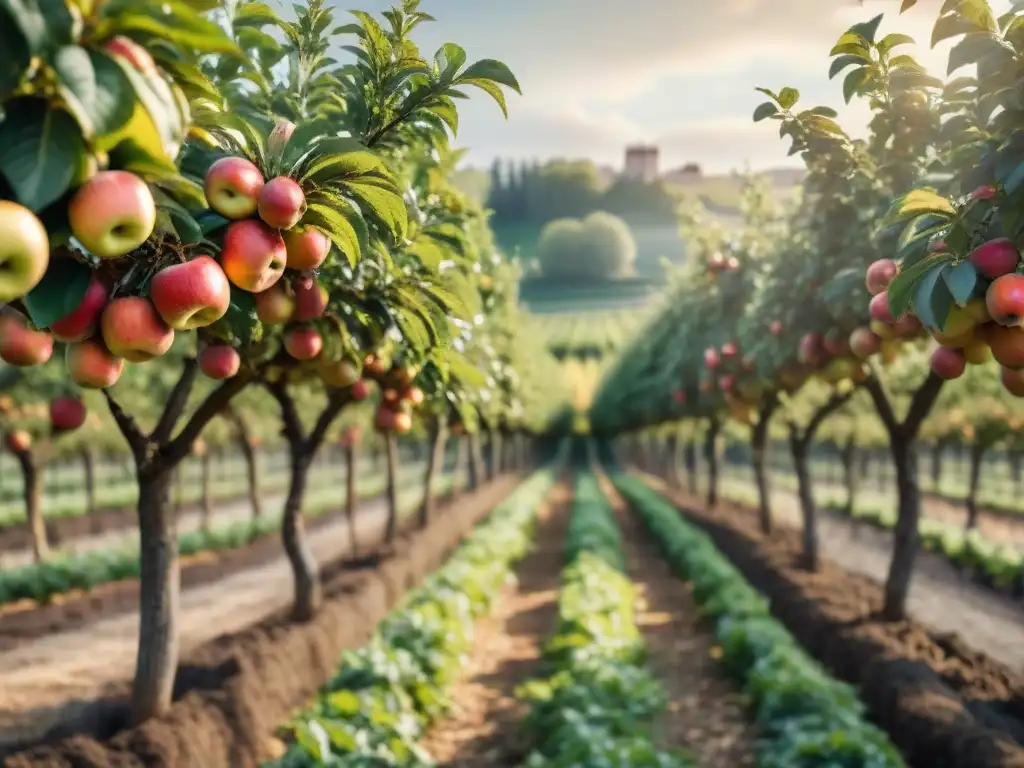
[68,171,157,259]
[150,255,231,330]
[204,157,265,220]
[284,326,322,360]
[100,297,174,362]
[65,338,125,388]
[258,176,306,230]
[0,313,53,366]
[198,345,241,379]
[49,273,110,342]
[0,201,50,304]
[50,396,87,431]
[220,219,287,293]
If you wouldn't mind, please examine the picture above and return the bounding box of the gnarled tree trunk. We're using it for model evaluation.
[840,437,858,517]
[281,447,319,620]
[704,418,721,508]
[418,419,447,529]
[965,439,986,530]
[790,434,818,571]
[751,397,778,534]
[14,448,47,562]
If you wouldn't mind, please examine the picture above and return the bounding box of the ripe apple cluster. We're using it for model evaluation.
[857,224,1024,395]
[699,339,771,423]
[1,394,88,456]
[366,355,423,434]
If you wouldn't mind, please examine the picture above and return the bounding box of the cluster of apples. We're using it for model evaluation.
[857,223,1024,395]
[0,395,87,454]
[204,135,335,366]
[700,340,766,422]
[367,355,423,435]
[707,251,741,277]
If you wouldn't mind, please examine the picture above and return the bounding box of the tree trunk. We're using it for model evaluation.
[965,440,986,530]
[751,418,772,534]
[467,433,481,491]
[840,438,858,517]
[665,434,680,486]
[683,439,697,495]
[14,449,47,562]
[237,432,261,519]
[1012,450,1023,498]
[345,443,358,555]
[488,430,501,480]
[384,433,399,543]
[419,420,447,529]
[131,467,178,724]
[791,437,818,571]
[199,451,213,532]
[883,435,921,620]
[80,448,97,517]
[174,465,185,513]
[281,447,320,621]
[704,419,721,508]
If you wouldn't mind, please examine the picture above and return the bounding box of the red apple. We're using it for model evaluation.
[0,201,49,304]
[402,386,424,406]
[65,338,124,388]
[49,273,110,342]
[284,326,322,360]
[5,430,31,453]
[254,284,295,325]
[822,334,848,357]
[769,320,783,335]
[257,176,306,230]
[198,345,240,379]
[799,333,826,367]
[319,358,360,388]
[204,156,266,220]
[220,219,287,293]
[865,259,898,295]
[350,378,370,400]
[150,255,231,330]
[720,374,735,393]
[393,411,412,434]
[987,324,1024,369]
[892,313,923,339]
[970,238,1019,279]
[1001,366,1024,397]
[364,354,389,377]
[291,279,328,322]
[374,405,396,432]
[68,171,156,259]
[725,256,740,271]
[704,347,720,369]
[0,314,53,366]
[849,327,881,359]
[868,292,895,324]
[930,345,966,379]
[721,342,737,358]
[104,36,156,74]
[50,397,86,431]
[986,273,1024,326]
[100,297,174,362]
[283,227,330,270]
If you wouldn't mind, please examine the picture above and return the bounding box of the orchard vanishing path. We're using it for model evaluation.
[0,468,440,752]
[650,474,1024,672]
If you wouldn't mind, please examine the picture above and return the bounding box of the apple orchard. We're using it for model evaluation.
[0,0,534,724]
[592,0,1024,625]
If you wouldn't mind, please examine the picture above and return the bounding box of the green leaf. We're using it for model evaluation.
[942,260,979,305]
[24,257,93,329]
[299,149,387,186]
[828,54,864,80]
[0,6,31,95]
[232,1,278,27]
[850,14,884,43]
[53,47,136,141]
[886,188,956,224]
[914,263,953,330]
[932,14,981,46]
[842,67,870,103]
[753,102,778,122]
[0,0,74,56]
[887,252,955,317]
[777,87,799,110]
[0,98,88,212]
[99,0,237,54]
[304,202,363,267]
[210,284,262,344]
[900,0,918,10]
[878,33,915,53]
[458,58,521,93]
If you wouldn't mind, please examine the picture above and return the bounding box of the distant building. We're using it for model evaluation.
[623,144,659,182]
[662,163,703,185]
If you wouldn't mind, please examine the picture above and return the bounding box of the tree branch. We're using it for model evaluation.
[904,370,944,438]
[265,379,306,451]
[805,389,854,441]
[152,358,200,445]
[307,389,354,453]
[862,372,899,435]
[103,390,148,457]
[164,373,252,464]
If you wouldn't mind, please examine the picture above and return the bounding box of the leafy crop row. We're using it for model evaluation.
[518,472,690,768]
[265,468,556,767]
[613,473,906,768]
[0,470,437,605]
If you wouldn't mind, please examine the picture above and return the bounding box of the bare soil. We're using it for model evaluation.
[601,478,757,766]
[655,477,1024,768]
[417,482,570,767]
[0,476,512,766]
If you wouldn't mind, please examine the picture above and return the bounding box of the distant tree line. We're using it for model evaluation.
[486,159,679,229]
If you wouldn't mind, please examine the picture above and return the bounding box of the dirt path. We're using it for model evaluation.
[0,462,422,570]
[672,476,1024,671]
[600,478,757,766]
[417,483,570,767]
[0,481,433,750]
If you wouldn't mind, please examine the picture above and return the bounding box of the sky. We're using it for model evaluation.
[333,0,1012,174]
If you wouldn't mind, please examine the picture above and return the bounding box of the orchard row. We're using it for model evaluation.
[591,1,1024,622]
